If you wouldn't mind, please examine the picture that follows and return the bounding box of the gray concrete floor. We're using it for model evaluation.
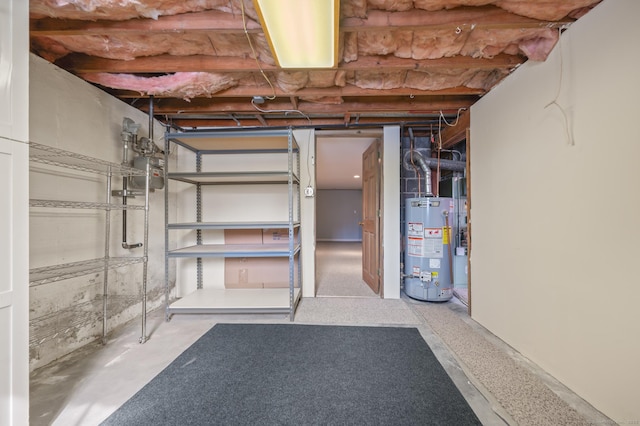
[29,296,612,426]
[30,299,501,425]
[30,243,613,425]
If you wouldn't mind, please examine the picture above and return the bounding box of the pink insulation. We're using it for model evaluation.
[30,0,601,100]
[30,0,240,20]
[32,32,269,62]
[410,0,600,20]
[81,72,239,99]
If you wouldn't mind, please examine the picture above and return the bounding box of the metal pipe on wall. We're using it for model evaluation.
[121,118,142,249]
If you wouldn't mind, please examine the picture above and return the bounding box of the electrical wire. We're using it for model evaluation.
[435,107,466,196]
[437,108,466,150]
[240,0,277,100]
[251,98,312,123]
[544,27,574,146]
[439,108,466,128]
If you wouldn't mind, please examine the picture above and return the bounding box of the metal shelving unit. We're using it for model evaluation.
[164,128,302,320]
[29,142,151,343]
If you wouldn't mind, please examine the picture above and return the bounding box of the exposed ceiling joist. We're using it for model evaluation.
[29,0,601,133]
[55,53,523,74]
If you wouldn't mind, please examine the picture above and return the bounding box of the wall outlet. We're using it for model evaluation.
[304,186,314,197]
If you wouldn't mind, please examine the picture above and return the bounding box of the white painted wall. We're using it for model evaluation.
[383,126,401,299]
[470,1,640,421]
[0,1,29,422]
[297,129,316,297]
[29,55,171,370]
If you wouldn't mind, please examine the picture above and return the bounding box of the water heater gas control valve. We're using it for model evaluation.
[420,271,431,283]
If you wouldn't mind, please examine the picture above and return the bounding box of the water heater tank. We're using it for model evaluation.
[404,197,454,302]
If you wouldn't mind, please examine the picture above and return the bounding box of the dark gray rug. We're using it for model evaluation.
[102,324,481,425]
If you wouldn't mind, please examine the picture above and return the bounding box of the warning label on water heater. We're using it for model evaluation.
[407,222,423,237]
[425,228,442,238]
[407,227,444,258]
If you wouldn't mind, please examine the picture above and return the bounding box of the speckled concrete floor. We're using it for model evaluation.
[405,296,613,426]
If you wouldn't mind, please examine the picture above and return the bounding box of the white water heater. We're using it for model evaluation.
[404,197,454,302]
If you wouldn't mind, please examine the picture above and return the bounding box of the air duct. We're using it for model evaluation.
[407,128,432,197]
[420,156,466,173]
[403,149,466,173]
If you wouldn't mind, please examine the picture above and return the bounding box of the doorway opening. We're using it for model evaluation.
[314,130,382,298]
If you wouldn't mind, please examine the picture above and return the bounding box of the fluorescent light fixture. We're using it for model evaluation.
[353,175,361,179]
[253,0,340,68]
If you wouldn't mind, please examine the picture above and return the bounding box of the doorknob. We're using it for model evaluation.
[358,221,364,226]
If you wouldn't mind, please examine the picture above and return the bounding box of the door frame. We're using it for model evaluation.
[303,126,401,299]
[380,126,401,299]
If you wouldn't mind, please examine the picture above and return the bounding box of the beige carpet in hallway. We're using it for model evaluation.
[315,241,377,297]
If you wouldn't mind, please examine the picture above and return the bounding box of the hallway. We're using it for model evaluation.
[315,241,376,298]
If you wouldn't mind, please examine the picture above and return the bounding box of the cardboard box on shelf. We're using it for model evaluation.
[260,257,299,288]
[224,257,263,289]
[223,228,299,289]
[224,257,299,289]
[262,228,299,245]
[224,229,262,245]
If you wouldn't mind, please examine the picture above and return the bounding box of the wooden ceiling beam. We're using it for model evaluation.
[167,116,446,129]
[30,10,260,36]
[438,109,471,148]
[58,52,522,74]
[110,86,482,101]
[142,98,475,115]
[343,6,573,32]
[30,6,572,37]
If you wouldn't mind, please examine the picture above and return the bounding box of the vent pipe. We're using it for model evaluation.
[408,128,433,197]
[403,149,466,174]
[420,156,466,173]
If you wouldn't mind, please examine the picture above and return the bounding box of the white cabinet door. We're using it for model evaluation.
[0,140,29,426]
[0,0,30,424]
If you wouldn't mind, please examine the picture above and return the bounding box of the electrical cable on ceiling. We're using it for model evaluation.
[241,0,277,100]
[435,108,465,196]
[251,98,312,124]
[545,27,574,146]
[437,107,466,151]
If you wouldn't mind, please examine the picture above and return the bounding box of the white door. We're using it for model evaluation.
[0,0,30,424]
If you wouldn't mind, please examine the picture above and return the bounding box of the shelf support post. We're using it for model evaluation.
[103,166,112,344]
[196,152,203,289]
